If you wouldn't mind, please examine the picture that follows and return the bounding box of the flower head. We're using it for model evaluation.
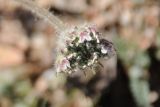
[55,25,116,74]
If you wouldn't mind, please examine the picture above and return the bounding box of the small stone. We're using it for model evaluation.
[52,0,88,13]
[90,0,116,11]
[0,19,29,51]
[0,45,24,68]
[29,32,53,66]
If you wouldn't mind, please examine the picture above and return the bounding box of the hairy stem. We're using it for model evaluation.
[14,0,66,32]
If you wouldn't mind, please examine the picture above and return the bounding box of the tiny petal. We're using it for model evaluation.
[82,65,87,69]
[88,25,97,33]
[92,53,98,64]
[88,25,100,43]
[101,47,108,54]
[79,31,92,43]
[57,57,71,73]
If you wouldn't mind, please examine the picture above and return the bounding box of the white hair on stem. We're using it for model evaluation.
[14,0,66,32]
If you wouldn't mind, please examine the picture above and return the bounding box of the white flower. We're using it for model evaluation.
[95,35,100,43]
[57,57,71,72]
[101,46,108,54]
[88,25,97,36]
[82,65,87,69]
[88,25,100,43]
[79,31,92,43]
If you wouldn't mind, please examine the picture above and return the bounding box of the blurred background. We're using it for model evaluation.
[0,0,160,107]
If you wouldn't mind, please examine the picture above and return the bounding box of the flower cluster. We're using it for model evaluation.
[56,25,116,74]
